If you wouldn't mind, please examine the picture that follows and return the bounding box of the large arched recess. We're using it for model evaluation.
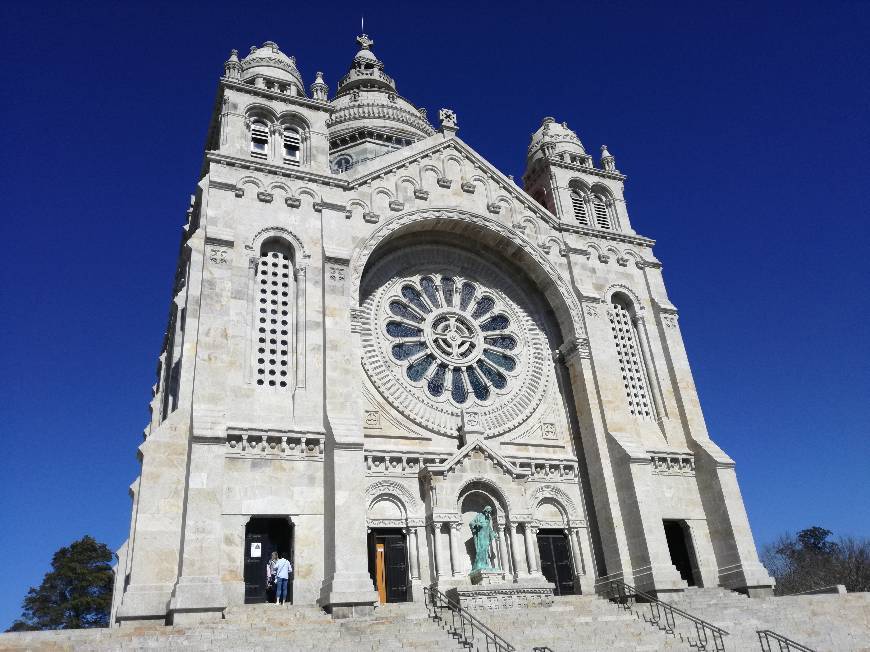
[348,209,585,346]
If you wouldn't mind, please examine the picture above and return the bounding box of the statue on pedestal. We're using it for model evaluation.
[470,505,499,571]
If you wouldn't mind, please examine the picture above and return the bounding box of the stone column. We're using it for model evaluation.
[509,523,525,577]
[318,243,378,617]
[407,527,419,580]
[448,522,463,577]
[522,524,538,574]
[494,527,506,572]
[431,523,446,580]
[633,315,666,419]
[559,334,634,585]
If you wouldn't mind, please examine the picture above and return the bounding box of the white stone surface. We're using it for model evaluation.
[111,34,775,625]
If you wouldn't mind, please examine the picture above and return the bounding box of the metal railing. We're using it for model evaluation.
[606,580,729,651]
[423,586,515,652]
[757,630,816,652]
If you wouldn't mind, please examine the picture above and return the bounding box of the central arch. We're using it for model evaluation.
[348,208,585,344]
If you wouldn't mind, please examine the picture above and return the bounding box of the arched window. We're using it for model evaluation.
[609,295,654,419]
[592,194,611,230]
[250,120,269,160]
[283,127,301,166]
[255,239,295,389]
[570,190,589,226]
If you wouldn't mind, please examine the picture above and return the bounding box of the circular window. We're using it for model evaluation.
[361,246,549,438]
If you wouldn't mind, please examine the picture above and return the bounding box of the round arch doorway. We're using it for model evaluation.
[244,517,294,604]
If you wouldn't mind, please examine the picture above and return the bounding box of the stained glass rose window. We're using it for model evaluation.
[384,274,520,405]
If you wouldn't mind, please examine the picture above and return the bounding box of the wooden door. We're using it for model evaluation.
[384,535,409,603]
[375,543,387,604]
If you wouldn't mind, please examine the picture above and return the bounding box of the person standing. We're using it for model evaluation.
[265,551,278,602]
[274,552,292,605]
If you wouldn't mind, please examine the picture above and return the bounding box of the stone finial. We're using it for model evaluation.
[439,108,458,131]
[357,33,374,50]
[600,144,617,172]
[310,71,329,101]
[418,107,427,119]
[224,49,241,80]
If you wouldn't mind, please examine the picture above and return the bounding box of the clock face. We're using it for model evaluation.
[332,155,353,173]
[360,244,550,438]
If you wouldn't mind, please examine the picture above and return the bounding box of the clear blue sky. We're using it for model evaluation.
[1,0,868,628]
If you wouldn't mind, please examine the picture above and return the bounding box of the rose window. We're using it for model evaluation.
[384,275,520,405]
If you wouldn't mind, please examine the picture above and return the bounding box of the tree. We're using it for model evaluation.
[762,526,870,595]
[6,535,114,631]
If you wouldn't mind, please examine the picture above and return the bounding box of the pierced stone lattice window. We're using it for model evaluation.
[250,121,269,159]
[571,191,589,226]
[609,299,653,418]
[255,247,292,388]
[283,127,301,166]
[593,195,612,230]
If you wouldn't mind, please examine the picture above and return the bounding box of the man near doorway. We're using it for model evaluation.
[274,552,291,605]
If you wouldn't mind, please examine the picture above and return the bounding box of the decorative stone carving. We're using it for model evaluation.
[363,211,380,223]
[364,410,381,429]
[650,453,695,476]
[541,422,556,440]
[439,108,458,129]
[414,189,430,200]
[388,200,404,211]
[285,196,301,208]
[256,191,274,203]
[437,177,452,189]
[461,181,476,193]
[361,249,551,438]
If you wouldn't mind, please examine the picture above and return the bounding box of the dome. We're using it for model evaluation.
[327,34,433,142]
[240,41,304,88]
[527,117,586,165]
[335,34,396,95]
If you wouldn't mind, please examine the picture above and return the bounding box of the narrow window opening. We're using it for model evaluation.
[250,121,269,159]
[571,191,589,226]
[283,127,301,166]
[609,297,653,419]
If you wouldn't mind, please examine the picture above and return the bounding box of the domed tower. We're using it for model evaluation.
[236,41,307,96]
[523,117,633,233]
[327,34,433,173]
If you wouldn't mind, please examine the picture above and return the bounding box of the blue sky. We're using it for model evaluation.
[1,0,868,628]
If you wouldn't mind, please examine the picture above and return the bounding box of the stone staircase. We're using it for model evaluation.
[472,594,688,651]
[0,602,465,651]
[1,591,868,651]
[654,587,870,651]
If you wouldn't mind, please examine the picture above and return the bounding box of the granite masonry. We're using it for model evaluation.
[110,35,776,627]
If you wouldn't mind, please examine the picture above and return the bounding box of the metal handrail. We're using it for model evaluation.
[423,586,515,652]
[757,630,816,652]
[606,580,729,651]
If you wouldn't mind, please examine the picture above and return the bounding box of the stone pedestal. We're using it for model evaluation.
[470,569,506,585]
[446,577,554,611]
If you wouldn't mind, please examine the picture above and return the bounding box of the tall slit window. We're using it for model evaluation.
[593,194,611,230]
[609,296,653,419]
[571,190,589,226]
[250,120,269,159]
[255,240,294,389]
[283,127,301,166]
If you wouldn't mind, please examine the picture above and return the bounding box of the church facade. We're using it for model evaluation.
[111,36,774,625]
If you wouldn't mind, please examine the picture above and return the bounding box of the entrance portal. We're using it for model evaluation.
[537,530,576,596]
[368,529,409,603]
[244,517,294,604]
[663,520,698,587]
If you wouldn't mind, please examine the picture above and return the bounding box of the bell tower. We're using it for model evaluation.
[523,117,635,234]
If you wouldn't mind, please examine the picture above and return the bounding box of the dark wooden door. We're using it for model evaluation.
[368,529,409,603]
[537,531,576,596]
[384,534,409,603]
[244,518,294,604]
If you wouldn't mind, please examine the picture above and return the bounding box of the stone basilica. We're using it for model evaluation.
[110,35,775,626]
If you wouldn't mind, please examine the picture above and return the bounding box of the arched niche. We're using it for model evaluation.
[457,481,508,575]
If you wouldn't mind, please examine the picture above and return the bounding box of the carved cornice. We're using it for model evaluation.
[327,101,434,136]
[221,78,334,113]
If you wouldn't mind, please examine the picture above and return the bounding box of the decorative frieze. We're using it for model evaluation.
[365,451,452,477]
[225,432,324,461]
[650,453,695,476]
[511,458,578,482]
